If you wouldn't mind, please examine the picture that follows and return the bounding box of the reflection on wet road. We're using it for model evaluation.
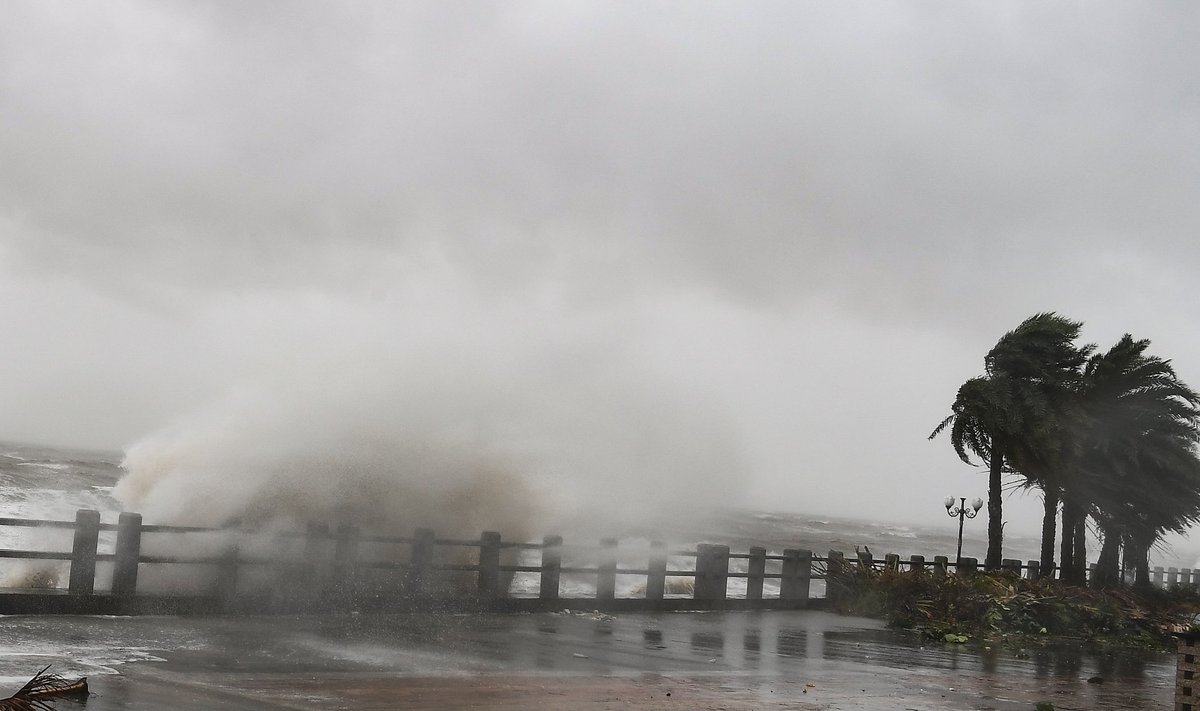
[0,610,1175,709]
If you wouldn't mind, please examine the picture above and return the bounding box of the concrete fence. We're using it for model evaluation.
[0,509,1182,615]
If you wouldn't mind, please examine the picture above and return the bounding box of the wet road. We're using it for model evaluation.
[0,610,1176,709]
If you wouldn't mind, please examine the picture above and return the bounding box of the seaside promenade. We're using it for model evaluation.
[0,507,1185,708]
[0,610,1173,710]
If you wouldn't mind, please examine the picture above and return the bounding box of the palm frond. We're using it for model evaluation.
[0,666,88,711]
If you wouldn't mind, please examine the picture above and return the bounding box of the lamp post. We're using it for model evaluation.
[944,496,984,566]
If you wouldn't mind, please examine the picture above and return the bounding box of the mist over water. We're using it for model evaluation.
[113,287,746,540]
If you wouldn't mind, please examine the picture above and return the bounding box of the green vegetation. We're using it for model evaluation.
[931,312,1200,586]
[829,564,1200,651]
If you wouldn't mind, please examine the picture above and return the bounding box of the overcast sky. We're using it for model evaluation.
[2,1,1198,536]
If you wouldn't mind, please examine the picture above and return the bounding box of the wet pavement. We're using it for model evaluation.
[0,610,1176,709]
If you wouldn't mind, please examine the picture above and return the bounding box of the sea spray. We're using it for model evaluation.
[111,325,746,595]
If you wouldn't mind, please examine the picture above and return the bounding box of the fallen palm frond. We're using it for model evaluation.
[0,666,88,711]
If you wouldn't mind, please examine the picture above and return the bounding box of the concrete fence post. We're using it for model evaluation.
[69,509,101,595]
[693,544,712,599]
[1001,559,1022,576]
[539,535,562,600]
[781,549,800,600]
[713,544,731,601]
[908,554,925,572]
[1175,632,1200,711]
[1154,566,1165,587]
[795,550,812,605]
[646,541,667,600]
[746,547,766,600]
[1026,560,1040,581]
[291,522,328,607]
[932,555,948,579]
[408,528,436,597]
[215,545,239,608]
[478,531,502,598]
[111,512,142,596]
[780,549,811,606]
[333,524,360,595]
[884,553,899,572]
[826,550,846,606]
[1183,569,1194,588]
[1169,567,1180,586]
[857,550,873,571]
[597,538,618,600]
[694,544,729,601]
[304,522,328,583]
[959,557,979,575]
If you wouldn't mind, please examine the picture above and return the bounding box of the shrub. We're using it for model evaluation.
[826,564,1199,649]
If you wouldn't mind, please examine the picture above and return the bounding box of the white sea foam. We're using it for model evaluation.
[14,462,70,471]
[0,484,121,588]
[0,642,164,679]
[0,484,119,523]
[292,636,496,674]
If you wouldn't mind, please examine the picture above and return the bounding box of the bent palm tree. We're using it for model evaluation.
[933,312,1089,571]
[935,317,1200,586]
[930,376,1018,569]
[1072,335,1200,587]
[984,313,1091,577]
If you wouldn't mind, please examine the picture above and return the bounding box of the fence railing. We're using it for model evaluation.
[837,550,1194,590]
[0,509,1187,615]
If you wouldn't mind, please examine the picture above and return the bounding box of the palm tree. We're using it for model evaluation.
[935,319,1200,586]
[930,376,1017,568]
[982,313,1091,574]
[1070,335,1200,587]
[1113,437,1200,587]
[933,313,1091,571]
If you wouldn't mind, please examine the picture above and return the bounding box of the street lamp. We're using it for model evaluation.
[944,496,984,566]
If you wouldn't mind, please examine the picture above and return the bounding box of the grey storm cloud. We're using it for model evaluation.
[2,1,1196,317]
[1,1,1199,536]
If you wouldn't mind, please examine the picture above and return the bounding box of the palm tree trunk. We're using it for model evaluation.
[1039,486,1058,578]
[1121,541,1134,585]
[985,448,1004,570]
[1093,526,1120,588]
[1130,539,1151,589]
[1072,515,1087,584]
[1060,498,1078,584]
